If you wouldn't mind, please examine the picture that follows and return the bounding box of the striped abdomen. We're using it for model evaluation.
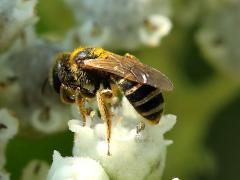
[116,78,164,124]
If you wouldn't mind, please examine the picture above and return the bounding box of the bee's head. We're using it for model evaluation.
[71,47,106,63]
[50,53,70,93]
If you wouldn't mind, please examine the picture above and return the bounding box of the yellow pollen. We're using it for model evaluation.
[91,47,108,58]
[71,63,78,73]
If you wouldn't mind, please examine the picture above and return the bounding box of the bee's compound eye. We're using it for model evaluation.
[75,50,88,63]
[52,63,62,93]
[74,48,97,63]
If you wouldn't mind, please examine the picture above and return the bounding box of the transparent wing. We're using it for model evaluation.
[83,53,173,91]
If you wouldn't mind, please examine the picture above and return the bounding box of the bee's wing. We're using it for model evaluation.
[83,53,173,91]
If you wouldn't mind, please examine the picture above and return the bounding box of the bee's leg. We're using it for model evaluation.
[96,89,113,156]
[110,83,120,107]
[75,88,87,126]
[60,85,75,103]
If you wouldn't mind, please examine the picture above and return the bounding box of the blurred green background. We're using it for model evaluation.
[4,0,240,179]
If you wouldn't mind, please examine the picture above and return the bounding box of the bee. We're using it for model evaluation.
[49,47,173,155]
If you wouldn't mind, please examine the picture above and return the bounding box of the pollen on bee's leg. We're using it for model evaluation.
[75,89,87,126]
[106,110,112,156]
[96,89,113,156]
[77,102,87,126]
[103,106,112,156]
[101,89,113,98]
[107,139,111,156]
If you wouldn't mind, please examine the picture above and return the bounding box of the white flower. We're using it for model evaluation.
[0,109,19,142]
[196,0,240,79]
[0,66,20,107]
[0,170,10,180]
[69,114,176,180]
[20,160,49,180]
[139,14,172,46]
[0,109,18,179]
[64,0,171,49]
[30,106,69,134]
[48,96,176,180]
[77,21,110,46]
[47,151,109,180]
[1,44,73,134]
[0,0,38,52]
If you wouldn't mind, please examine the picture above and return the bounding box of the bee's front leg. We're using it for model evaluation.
[75,88,88,126]
[96,89,113,156]
[60,84,75,103]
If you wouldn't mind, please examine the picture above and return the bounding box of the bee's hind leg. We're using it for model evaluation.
[96,89,113,156]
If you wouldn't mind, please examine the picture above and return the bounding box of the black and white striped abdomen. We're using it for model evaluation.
[116,78,164,124]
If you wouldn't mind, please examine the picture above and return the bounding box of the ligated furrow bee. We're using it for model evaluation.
[49,47,173,155]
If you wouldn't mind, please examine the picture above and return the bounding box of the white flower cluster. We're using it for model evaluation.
[48,97,176,180]
[0,0,70,136]
[0,44,73,135]
[64,0,172,49]
[48,151,109,180]
[0,0,38,52]
[196,0,240,80]
[0,109,19,179]
[0,0,70,137]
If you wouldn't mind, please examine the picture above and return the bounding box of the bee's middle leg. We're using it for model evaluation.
[96,89,113,156]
